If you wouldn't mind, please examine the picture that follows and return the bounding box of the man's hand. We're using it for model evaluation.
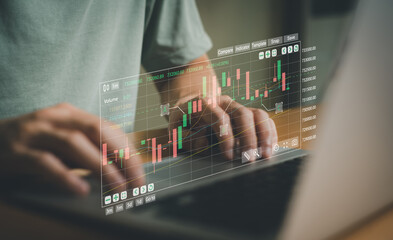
[0,103,144,196]
[169,95,278,161]
[156,54,278,161]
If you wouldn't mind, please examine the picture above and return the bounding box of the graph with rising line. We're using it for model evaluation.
[99,35,302,209]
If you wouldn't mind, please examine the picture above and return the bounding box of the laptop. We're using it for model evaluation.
[8,0,393,239]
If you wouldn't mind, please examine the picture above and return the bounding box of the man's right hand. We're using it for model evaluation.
[0,103,145,196]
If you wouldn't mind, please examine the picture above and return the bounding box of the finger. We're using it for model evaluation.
[182,128,209,152]
[24,149,90,196]
[32,103,101,144]
[220,97,258,161]
[28,125,127,191]
[32,103,126,153]
[251,109,275,158]
[121,138,146,189]
[33,104,140,181]
[269,118,278,152]
[168,99,209,153]
[31,105,145,189]
[198,97,235,160]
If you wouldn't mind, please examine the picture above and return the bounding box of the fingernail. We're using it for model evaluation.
[70,176,90,196]
[225,149,234,160]
[78,180,90,194]
[264,147,272,158]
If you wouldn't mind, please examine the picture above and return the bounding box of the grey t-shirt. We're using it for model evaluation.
[0,0,212,121]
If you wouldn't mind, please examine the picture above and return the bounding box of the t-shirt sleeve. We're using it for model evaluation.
[141,0,212,72]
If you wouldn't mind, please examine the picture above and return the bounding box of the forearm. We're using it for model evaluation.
[155,54,217,106]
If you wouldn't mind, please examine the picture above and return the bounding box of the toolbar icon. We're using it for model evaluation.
[113,193,119,203]
[140,185,147,194]
[160,103,170,116]
[125,200,134,209]
[272,49,277,57]
[148,183,155,192]
[266,50,271,58]
[273,144,280,152]
[133,188,139,197]
[121,191,127,200]
[275,102,283,114]
[105,207,114,215]
[115,204,124,213]
[105,196,111,205]
[241,147,262,163]
[294,44,299,52]
[259,52,264,60]
[288,45,293,54]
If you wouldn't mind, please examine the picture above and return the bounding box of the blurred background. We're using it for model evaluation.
[134,0,357,131]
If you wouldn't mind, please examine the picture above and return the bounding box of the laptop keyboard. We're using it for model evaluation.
[149,157,305,236]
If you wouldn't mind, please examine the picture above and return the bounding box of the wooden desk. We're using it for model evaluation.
[339,207,393,240]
